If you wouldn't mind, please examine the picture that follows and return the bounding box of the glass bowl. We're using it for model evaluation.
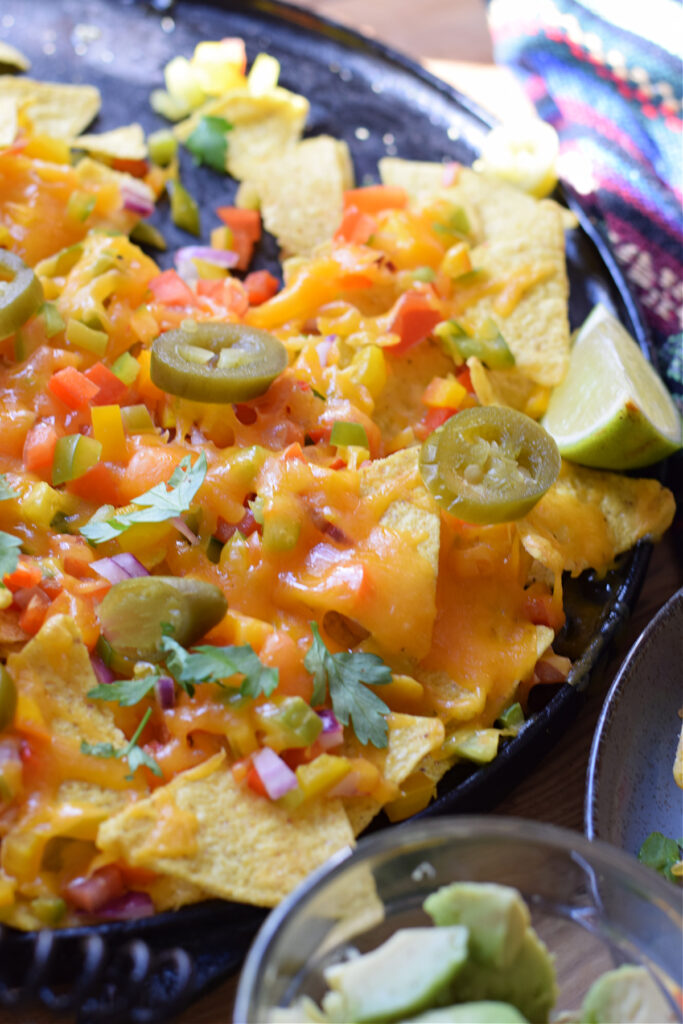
[234,816,683,1023]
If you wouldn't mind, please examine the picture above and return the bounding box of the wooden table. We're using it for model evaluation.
[4,2,681,1022]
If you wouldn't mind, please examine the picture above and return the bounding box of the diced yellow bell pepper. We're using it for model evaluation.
[0,872,16,908]
[421,374,467,410]
[19,481,74,529]
[296,754,351,800]
[440,241,472,279]
[91,404,128,463]
[384,771,436,823]
[65,317,108,357]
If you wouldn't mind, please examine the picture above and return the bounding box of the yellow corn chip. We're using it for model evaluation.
[342,712,445,835]
[73,123,147,161]
[372,339,453,439]
[0,41,30,72]
[97,753,355,908]
[146,876,211,912]
[239,135,354,257]
[454,168,566,251]
[6,614,125,747]
[379,156,449,199]
[462,239,569,386]
[174,85,308,179]
[0,77,100,138]
[467,357,551,418]
[518,461,676,576]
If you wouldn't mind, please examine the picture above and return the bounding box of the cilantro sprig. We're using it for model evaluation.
[185,116,232,173]
[80,707,162,780]
[87,633,278,707]
[304,623,391,748]
[81,452,207,544]
[0,530,22,580]
[0,475,18,502]
[638,831,683,883]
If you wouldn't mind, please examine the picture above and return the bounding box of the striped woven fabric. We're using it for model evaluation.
[487,0,683,411]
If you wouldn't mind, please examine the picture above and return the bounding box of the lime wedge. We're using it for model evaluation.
[542,305,682,470]
[473,118,559,198]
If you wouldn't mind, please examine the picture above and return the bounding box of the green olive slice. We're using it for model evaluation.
[150,321,288,403]
[419,405,561,524]
[98,576,227,664]
[0,250,44,342]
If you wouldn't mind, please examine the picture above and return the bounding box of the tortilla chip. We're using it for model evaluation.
[146,876,211,912]
[462,239,569,386]
[239,135,354,257]
[97,753,355,908]
[0,95,17,147]
[518,461,676,577]
[0,41,30,72]
[6,614,126,747]
[73,123,147,161]
[372,338,453,439]
[342,712,445,835]
[453,168,566,251]
[379,156,448,200]
[174,85,308,180]
[0,77,100,138]
[468,357,551,418]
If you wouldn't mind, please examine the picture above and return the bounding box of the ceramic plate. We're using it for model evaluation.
[586,587,683,853]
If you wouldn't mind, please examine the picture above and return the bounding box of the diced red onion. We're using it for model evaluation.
[316,709,344,750]
[155,676,175,710]
[316,337,335,366]
[171,516,199,545]
[175,257,199,288]
[0,739,21,766]
[91,553,149,584]
[90,653,115,686]
[175,246,239,270]
[251,747,298,800]
[120,182,155,218]
[96,891,154,921]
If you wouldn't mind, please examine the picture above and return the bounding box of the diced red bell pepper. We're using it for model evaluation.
[148,269,198,307]
[64,864,125,913]
[387,291,441,356]
[243,269,280,305]
[246,763,269,798]
[343,185,408,214]
[23,422,59,474]
[48,366,100,410]
[18,590,50,636]
[84,362,128,406]
[216,207,261,271]
[334,205,377,244]
[415,406,458,441]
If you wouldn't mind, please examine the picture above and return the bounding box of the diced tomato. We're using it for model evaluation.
[456,365,475,394]
[244,269,279,306]
[216,206,261,241]
[387,290,441,356]
[111,157,149,178]
[3,560,42,592]
[23,422,59,474]
[343,185,408,214]
[215,509,260,543]
[66,460,122,506]
[148,269,198,307]
[334,205,376,244]
[197,277,250,316]
[64,865,125,913]
[523,584,565,632]
[246,763,269,798]
[48,367,100,410]
[18,590,50,636]
[84,363,128,406]
[216,207,261,271]
[231,758,250,785]
[415,406,458,440]
[38,575,64,600]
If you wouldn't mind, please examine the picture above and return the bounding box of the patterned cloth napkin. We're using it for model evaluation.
[486,0,683,413]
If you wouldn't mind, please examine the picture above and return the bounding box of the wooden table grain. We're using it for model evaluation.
[3,2,681,1022]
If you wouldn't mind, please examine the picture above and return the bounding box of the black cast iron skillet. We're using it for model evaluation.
[0,1,659,1019]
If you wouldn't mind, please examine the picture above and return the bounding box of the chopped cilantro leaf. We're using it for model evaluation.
[303,623,391,748]
[0,530,22,580]
[160,635,278,699]
[185,116,232,173]
[0,476,18,502]
[87,674,161,707]
[81,452,207,544]
[80,708,162,779]
[638,831,683,883]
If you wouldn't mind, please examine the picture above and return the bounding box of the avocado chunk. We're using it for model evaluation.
[405,1000,529,1022]
[424,882,530,968]
[448,926,558,1024]
[322,926,469,1023]
[580,965,675,1023]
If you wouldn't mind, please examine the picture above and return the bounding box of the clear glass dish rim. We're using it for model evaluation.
[234,814,683,1021]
